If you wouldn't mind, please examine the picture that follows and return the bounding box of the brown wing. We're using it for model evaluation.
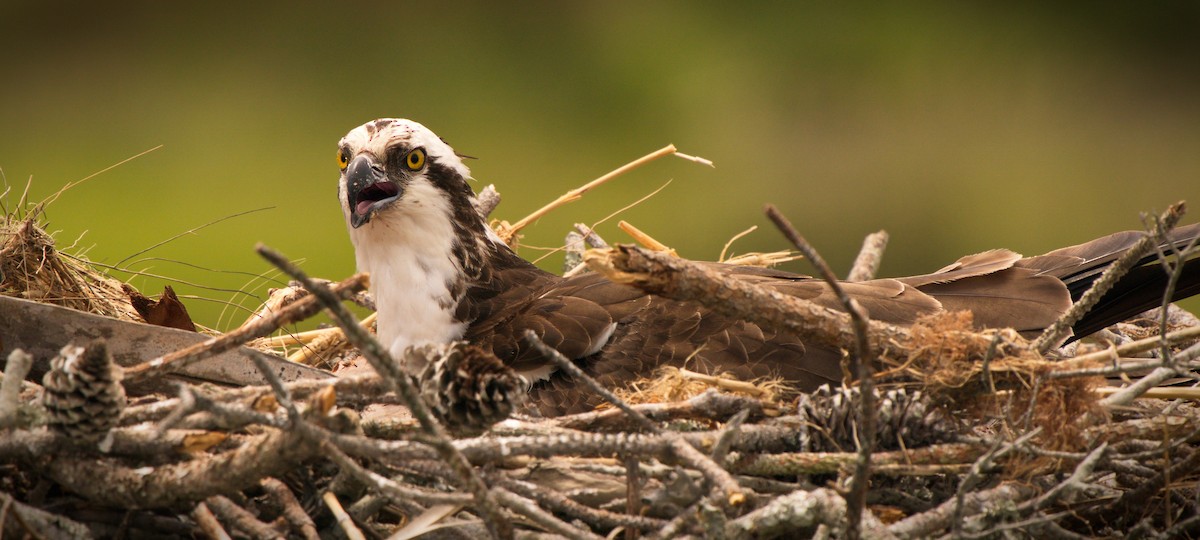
[464,271,651,374]
[471,261,944,415]
[469,225,1200,415]
[891,248,1071,334]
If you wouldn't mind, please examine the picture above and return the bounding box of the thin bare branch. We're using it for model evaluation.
[1033,201,1186,353]
[765,204,877,540]
[847,230,889,281]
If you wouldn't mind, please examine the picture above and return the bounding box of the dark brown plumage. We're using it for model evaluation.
[338,119,1200,417]
[462,225,1200,415]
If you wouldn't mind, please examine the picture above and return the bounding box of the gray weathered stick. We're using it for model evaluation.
[847,230,889,281]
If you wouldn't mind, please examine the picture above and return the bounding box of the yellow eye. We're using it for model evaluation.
[337,150,349,169]
[406,148,426,170]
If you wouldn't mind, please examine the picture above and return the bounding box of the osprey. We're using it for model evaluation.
[338,118,1200,415]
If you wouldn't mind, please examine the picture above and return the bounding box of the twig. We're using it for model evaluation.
[261,478,320,540]
[525,331,747,508]
[320,440,472,505]
[710,408,751,465]
[952,428,1043,535]
[0,349,33,428]
[727,443,982,477]
[645,499,702,540]
[1157,513,1200,540]
[250,352,300,422]
[575,223,609,248]
[493,476,667,533]
[493,487,605,540]
[723,488,893,540]
[1019,442,1107,512]
[549,389,768,432]
[191,502,231,540]
[1098,366,1184,407]
[1155,236,1200,361]
[41,416,321,508]
[888,483,1037,539]
[256,245,511,539]
[475,184,502,217]
[847,230,889,281]
[586,245,911,356]
[525,332,653,434]
[123,273,369,382]
[1051,324,1200,374]
[765,204,877,540]
[626,455,644,540]
[948,510,1080,540]
[323,492,366,540]
[205,495,282,540]
[564,230,586,274]
[151,384,198,435]
[122,372,388,426]
[0,490,94,539]
[1033,202,1186,353]
[1103,434,1200,526]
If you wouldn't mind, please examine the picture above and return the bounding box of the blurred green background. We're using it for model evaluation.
[2,2,1198,329]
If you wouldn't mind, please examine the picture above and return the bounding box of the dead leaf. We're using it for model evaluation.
[128,285,196,332]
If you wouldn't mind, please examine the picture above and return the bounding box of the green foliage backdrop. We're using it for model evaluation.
[2,2,1198,328]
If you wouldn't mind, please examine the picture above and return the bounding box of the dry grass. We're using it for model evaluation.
[1,214,139,321]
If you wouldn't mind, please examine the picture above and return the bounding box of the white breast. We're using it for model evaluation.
[346,179,467,360]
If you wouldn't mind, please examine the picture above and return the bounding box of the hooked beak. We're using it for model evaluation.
[344,155,400,228]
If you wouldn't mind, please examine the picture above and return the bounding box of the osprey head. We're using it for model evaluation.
[337,118,472,228]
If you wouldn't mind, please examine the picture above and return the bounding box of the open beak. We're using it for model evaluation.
[344,155,401,228]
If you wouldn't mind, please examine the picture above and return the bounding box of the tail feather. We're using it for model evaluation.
[1018,223,1200,339]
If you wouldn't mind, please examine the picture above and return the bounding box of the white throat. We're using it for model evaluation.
[346,180,468,359]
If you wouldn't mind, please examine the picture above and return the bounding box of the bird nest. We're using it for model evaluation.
[2,167,1200,539]
[0,214,140,322]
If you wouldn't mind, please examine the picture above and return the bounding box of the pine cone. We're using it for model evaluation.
[409,342,525,436]
[795,385,956,452]
[42,339,127,443]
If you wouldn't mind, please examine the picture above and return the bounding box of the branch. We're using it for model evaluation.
[550,389,770,432]
[525,331,747,509]
[727,443,982,477]
[0,348,33,429]
[888,483,1037,539]
[256,245,511,539]
[123,273,369,382]
[262,477,320,540]
[0,490,94,539]
[765,204,877,540]
[586,244,907,354]
[1018,442,1107,512]
[724,488,893,540]
[205,494,282,539]
[41,416,320,508]
[1032,201,1186,353]
[847,230,889,281]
